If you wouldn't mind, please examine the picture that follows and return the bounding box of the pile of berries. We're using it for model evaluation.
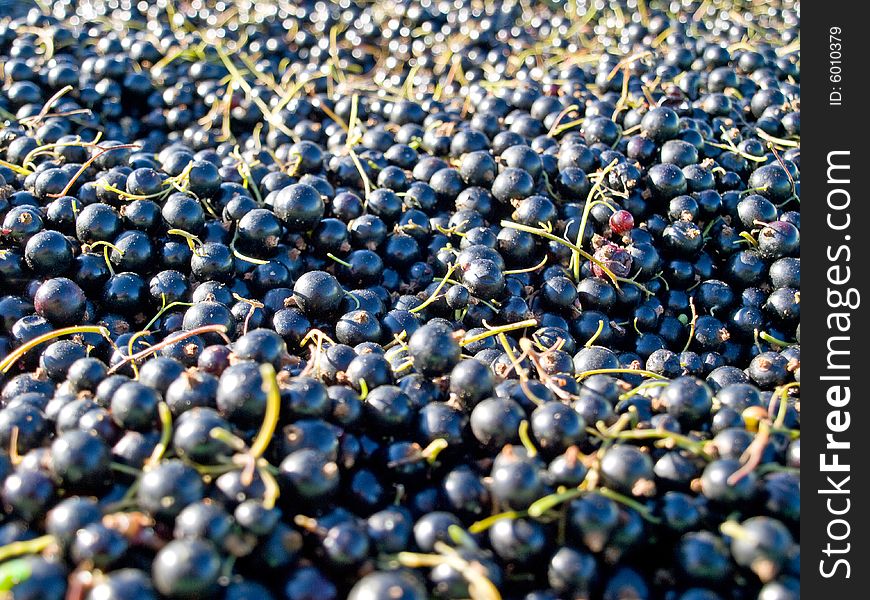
[0,1,799,599]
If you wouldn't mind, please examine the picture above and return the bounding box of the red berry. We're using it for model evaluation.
[609,210,635,234]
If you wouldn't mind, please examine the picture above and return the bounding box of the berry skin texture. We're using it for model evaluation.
[273,183,325,232]
[408,322,461,377]
[348,571,427,600]
[609,210,635,235]
[152,539,221,599]
[725,517,796,582]
[662,376,714,428]
[0,3,800,598]
[292,270,344,317]
[33,277,87,325]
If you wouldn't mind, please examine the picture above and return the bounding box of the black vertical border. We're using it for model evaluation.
[802,2,867,597]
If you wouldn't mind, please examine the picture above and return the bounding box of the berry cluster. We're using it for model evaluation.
[0,1,799,599]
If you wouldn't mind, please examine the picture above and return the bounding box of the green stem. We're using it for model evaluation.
[99,181,170,202]
[0,558,33,591]
[773,382,800,429]
[410,263,457,314]
[584,320,605,348]
[54,144,141,198]
[755,128,800,148]
[348,147,372,199]
[167,229,204,252]
[618,380,670,401]
[85,241,125,276]
[107,324,227,375]
[682,298,697,353]
[503,255,548,275]
[528,486,586,518]
[147,403,173,466]
[141,297,195,334]
[575,368,667,381]
[597,487,661,523]
[460,318,538,347]
[209,428,249,452]
[447,525,479,551]
[518,420,538,458]
[422,439,449,465]
[759,331,794,347]
[719,520,748,540]
[469,511,526,534]
[0,158,31,176]
[500,220,652,296]
[738,231,758,247]
[109,462,142,476]
[230,235,270,265]
[574,171,620,282]
[609,429,712,459]
[0,326,110,373]
[259,465,280,509]
[249,364,281,459]
[326,253,352,268]
[0,535,55,563]
[702,216,722,238]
